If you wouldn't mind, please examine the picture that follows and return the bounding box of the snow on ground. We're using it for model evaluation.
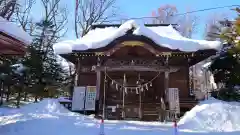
[58,96,71,102]
[0,99,173,135]
[1,98,240,135]
[0,16,32,44]
[53,20,222,54]
[178,97,240,132]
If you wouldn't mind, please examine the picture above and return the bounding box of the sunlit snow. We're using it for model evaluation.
[1,98,240,135]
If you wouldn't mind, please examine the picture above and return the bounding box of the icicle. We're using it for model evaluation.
[136,81,139,84]
[111,80,114,85]
[124,88,128,94]
[145,84,148,90]
[136,88,139,94]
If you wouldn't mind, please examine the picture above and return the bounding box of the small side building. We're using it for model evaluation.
[0,16,32,55]
[53,20,222,121]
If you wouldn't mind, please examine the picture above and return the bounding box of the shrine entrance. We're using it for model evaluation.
[96,42,180,121]
[104,70,165,120]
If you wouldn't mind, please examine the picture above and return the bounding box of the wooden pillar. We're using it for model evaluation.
[96,57,101,100]
[96,71,101,100]
[96,57,101,115]
[138,74,142,120]
[139,87,142,119]
[163,56,169,122]
[164,56,169,102]
[122,73,126,119]
[75,58,81,86]
[164,71,169,99]
[71,57,80,99]
[122,87,125,119]
[102,67,107,119]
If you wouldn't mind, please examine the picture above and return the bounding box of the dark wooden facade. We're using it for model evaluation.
[61,24,217,121]
[0,32,27,55]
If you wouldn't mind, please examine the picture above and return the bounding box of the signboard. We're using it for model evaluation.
[85,86,97,111]
[72,86,86,111]
[168,88,180,114]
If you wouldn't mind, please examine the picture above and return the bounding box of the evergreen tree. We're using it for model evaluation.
[22,19,68,102]
[209,8,240,101]
[0,56,19,105]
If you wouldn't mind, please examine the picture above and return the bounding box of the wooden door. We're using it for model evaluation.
[124,76,140,119]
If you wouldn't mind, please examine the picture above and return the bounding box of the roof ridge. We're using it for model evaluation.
[91,23,178,29]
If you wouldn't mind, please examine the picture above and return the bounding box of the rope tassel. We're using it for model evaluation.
[136,88,139,94]
[104,71,161,93]
[125,88,128,94]
[145,84,148,90]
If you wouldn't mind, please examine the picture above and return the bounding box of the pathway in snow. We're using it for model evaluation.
[0,99,240,135]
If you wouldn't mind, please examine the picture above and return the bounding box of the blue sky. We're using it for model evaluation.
[32,0,239,40]
[115,0,239,39]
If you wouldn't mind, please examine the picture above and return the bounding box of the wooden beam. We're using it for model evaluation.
[95,65,181,72]
[0,33,27,54]
[104,41,161,56]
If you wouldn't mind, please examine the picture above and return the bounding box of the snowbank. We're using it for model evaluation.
[0,16,32,44]
[53,20,222,54]
[1,98,240,135]
[19,98,70,114]
[0,98,174,135]
[58,96,72,102]
[178,97,240,132]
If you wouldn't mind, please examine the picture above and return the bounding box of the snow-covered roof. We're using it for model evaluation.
[0,16,32,45]
[202,61,212,68]
[53,20,222,55]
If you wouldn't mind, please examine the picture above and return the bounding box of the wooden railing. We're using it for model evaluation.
[104,99,195,121]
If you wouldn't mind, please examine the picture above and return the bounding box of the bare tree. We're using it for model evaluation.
[152,4,178,24]
[17,0,68,102]
[151,5,198,38]
[69,0,117,96]
[204,13,229,41]
[178,13,198,38]
[74,0,117,38]
[0,0,17,20]
[14,0,36,34]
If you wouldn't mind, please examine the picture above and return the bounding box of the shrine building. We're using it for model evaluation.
[0,16,31,56]
[53,20,222,121]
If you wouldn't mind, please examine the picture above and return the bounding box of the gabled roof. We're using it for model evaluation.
[91,23,178,29]
[0,16,32,45]
[53,20,222,55]
[0,16,32,55]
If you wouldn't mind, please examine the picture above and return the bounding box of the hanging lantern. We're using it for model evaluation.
[136,87,139,94]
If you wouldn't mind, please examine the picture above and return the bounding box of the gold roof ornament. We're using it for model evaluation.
[121,41,145,47]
